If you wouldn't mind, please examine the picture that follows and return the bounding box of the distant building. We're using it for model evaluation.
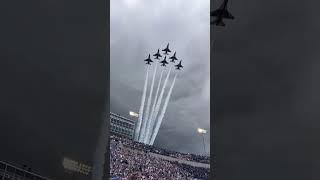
[0,160,50,180]
[110,112,135,139]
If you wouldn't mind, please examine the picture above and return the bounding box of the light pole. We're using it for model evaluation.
[129,111,139,139]
[197,128,207,155]
[129,111,139,118]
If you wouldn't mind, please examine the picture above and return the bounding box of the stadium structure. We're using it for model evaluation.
[0,160,50,180]
[92,111,211,179]
[109,112,135,139]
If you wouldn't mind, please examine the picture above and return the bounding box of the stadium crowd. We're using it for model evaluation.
[110,135,210,164]
[110,135,210,179]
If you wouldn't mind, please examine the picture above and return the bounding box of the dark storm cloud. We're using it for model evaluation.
[213,0,320,179]
[110,0,210,155]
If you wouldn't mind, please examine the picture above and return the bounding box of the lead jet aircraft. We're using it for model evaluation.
[211,0,234,26]
[169,52,178,63]
[153,49,162,59]
[175,60,183,70]
[160,56,169,66]
[144,54,153,65]
[162,43,171,55]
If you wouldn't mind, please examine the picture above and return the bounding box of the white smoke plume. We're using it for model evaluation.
[146,66,172,144]
[134,66,149,141]
[143,68,164,143]
[150,72,178,145]
[139,63,158,142]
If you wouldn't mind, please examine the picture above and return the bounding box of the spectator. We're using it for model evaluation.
[110,135,210,179]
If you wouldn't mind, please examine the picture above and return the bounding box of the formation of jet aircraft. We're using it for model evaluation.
[175,60,183,70]
[162,43,171,55]
[153,49,162,59]
[169,52,178,63]
[143,43,183,70]
[160,56,169,67]
[211,0,234,26]
[141,0,234,68]
[144,54,153,65]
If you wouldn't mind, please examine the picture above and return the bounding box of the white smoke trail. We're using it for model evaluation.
[146,66,172,144]
[134,66,150,141]
[139,63,158,142]
[143,68,164,143]
[150,73,178,145]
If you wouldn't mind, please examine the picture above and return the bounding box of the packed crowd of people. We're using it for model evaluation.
[110,135,210,179]
[110,135,210,164]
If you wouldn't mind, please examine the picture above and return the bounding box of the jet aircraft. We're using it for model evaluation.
[144,54,153,65]
[175,60,183,70]
[153,49,162,59]
[160,56,169,66]
[162,43,171,55]
[211,0,234,26]
[169,52,178,63]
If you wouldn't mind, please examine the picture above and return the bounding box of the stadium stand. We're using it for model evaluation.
[110,135,210,179]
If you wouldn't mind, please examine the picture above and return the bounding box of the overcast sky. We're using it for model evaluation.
[110,0,210,155]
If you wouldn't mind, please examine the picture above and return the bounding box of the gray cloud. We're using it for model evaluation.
[110,0,210,155]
